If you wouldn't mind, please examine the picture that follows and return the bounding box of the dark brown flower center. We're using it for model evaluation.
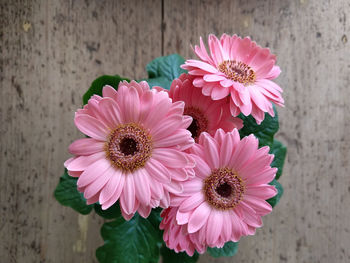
[218,60,256,85]
[183,107,208,142]
[204,168,245,210]
[106,123,152,172]
[119,138,138,156]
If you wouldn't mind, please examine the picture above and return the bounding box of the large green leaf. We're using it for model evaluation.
[207,242,238,258]
[96,214,162,263]
[94,203,121,220]
[238,105,279,147]
[267,180,284,207]
[83,75,129,105]
[145,54,187,90]
[160,245,199,263]
[269,139,287,180]
[54,169,93,215]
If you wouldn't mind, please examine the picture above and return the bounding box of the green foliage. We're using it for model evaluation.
[269,139,287,180]
[83,75,129,105]
[54,169,92,215]
[96,213,162,263]
[238,105,279,147]
[207,242,239,258]
[94,203,121,219]
[145,54,187,90]
[267,180,284,207]
[160,245,199,263]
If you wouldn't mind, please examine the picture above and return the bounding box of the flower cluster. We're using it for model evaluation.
[63,34,284,256]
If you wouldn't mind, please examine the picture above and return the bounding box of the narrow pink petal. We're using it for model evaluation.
[153,130,193,149]
[138,205,152,218]
[192,154,211,179]
[230,210,243,241]
[193,77,206,87]
[184,59,218,73]
[120,173,136,215]
[206,210,223,245]
[102,85,118,100]
[239,202,263,227]
[83,168,112,199]
[176,209,191,225]
[74,115,108,141]
[200,133,220,169]
[211,86,230,100]
[99,168,124,204]
[98,98,124,127]
[188,202,211,233]
[203,74,226,82]
[145,158,171,183]
[179,192,204,212]
[77,157,111,188]
[123,86,140,123]
[134,169,151,205]
[152,149,194,168]
[222,211,232,240]
[64,151,105,171]
[266,65,281,80]
[243,196,273,215]
[148,176,164,200]
[220,78,234,88]
[255,60,274,78]
[69,138,104,156]
[182,177,203,194]
[245,185,277,199]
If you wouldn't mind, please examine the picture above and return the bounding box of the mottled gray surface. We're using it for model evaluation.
[1,0,349,262]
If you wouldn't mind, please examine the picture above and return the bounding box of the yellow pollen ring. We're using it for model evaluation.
[218,60,256,85]
[105,123,152,172]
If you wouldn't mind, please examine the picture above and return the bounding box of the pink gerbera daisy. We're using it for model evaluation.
[160,129,277,255]
[64,81,195,220]
[155,74,243,142]
[182,34,284,124]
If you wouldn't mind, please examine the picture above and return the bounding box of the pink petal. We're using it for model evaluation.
[184,59,218,73]
[188,202,211,233]
[134,169,151,205]
[152,149,194,168]
[179,192,204,212]
[145,158,171,183]
[69,138,104,156]
[206,210,223,245]
[102,85,118,100]
[64,151,105,171]
[120,173,136,215]
[266,65,281,80]
[83,168,112,199]
[99,168,124,204]
[98,98,124,127]
[200,133,220,169]
[211,86,230,100]
[74,115,108,141]
[77,157,111,188]
[203,74,226,82]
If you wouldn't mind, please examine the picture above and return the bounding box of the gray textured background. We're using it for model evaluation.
[1,0,350,262]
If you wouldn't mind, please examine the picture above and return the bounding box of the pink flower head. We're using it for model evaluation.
[182,34,284,124]
[155,74,243,142]
[64,81,196,220]
[160,129,277,254]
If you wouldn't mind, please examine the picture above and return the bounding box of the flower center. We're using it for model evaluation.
[183,107,208,141]
[105,123,152,172]
[204,168,245,210]
[218,60,256,85]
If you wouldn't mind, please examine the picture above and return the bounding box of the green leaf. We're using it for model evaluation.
[269,139,287,180]
[145,54,187,89]
[54,169,93,215]
[96,214,162,263]
[267,180,284,207]
[238,105,279,147]
[83,75,129,105]
[160,245,199,263]
[207,242,238,258]
[94,203,121,219]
